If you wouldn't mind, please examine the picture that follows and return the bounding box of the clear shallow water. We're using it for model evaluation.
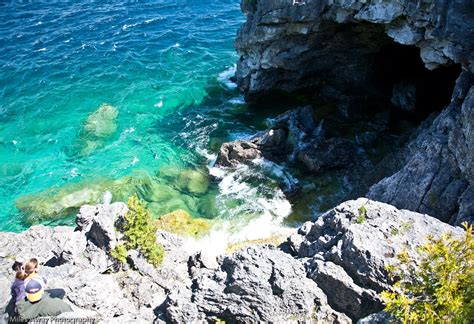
[0,0,302,234]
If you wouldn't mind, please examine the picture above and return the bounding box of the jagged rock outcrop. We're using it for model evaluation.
[288,198,464,320]
[166,245,349,323]
[0,199,465,322]
[216,106,359,175]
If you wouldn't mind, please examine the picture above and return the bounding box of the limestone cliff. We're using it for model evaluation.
[235,0,473,98]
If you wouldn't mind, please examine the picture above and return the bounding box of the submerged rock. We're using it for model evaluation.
[83,104,118,138]
[176,169,209,194]
[15,171,205,224]
[79,103,118,155]
[155,209,211,238]
[15,175,139,224]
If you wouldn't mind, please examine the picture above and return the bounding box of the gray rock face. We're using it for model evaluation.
[216,140,262,167]
[235,0,473,98]
[368,72,473,225]
[166,245,350,323]
[297,137,355,173]
[289,198,464,320]
[0,203,190,323]
[215,106,315,168]
[76,202,128,251]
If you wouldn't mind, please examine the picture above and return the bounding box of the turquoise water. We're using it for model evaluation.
[1,1,275,231]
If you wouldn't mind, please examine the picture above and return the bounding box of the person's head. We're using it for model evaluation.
[24,258,39,276]
[24,276,45,303]
[12,256,25,272]
[14,266,27,280]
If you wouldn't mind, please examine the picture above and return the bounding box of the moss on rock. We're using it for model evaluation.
[155,209,211,238]
[225,235,287,254]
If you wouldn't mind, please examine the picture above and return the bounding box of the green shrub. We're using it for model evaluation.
[110,244,128,264]
[381,223,474,323]
[123,195,165,266]
[356,205,367,224]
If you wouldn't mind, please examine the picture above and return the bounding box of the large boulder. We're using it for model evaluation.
[216,140,262,167]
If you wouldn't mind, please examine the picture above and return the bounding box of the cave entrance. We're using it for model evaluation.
[372,42,462,123]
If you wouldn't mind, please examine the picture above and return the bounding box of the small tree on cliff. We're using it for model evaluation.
[381,223,474,323]
[112,195,164,266]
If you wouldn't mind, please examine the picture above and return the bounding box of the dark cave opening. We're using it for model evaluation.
[372,42,462,123]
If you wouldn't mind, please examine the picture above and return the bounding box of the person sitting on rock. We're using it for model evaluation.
[16,276,72,320]
[6,257,27,316]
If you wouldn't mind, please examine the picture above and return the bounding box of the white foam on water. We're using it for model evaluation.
[154,100,163,108]
[36,48,46,52]
[122,22,140,31]
[198,159,294,256]
[103,191,112,205]
[196,147,217,162]
[181,210,293,257]
[144,17,163,24]
[252,158,299,192]
[131,156,139,165]
[69,168,79,177]
[229,96,245,104]
[218,65,237,90]
[124,127,135,134]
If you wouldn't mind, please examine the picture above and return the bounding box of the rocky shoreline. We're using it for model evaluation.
[231,0,473,225]
[0,199,464,323]
[1,0,473,322]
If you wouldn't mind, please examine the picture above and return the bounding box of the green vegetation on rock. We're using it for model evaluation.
[110,244,128,264]
[155,209,211,238]
[356,205,367,224]
[381,223,474,322]
[122,196,164,266]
